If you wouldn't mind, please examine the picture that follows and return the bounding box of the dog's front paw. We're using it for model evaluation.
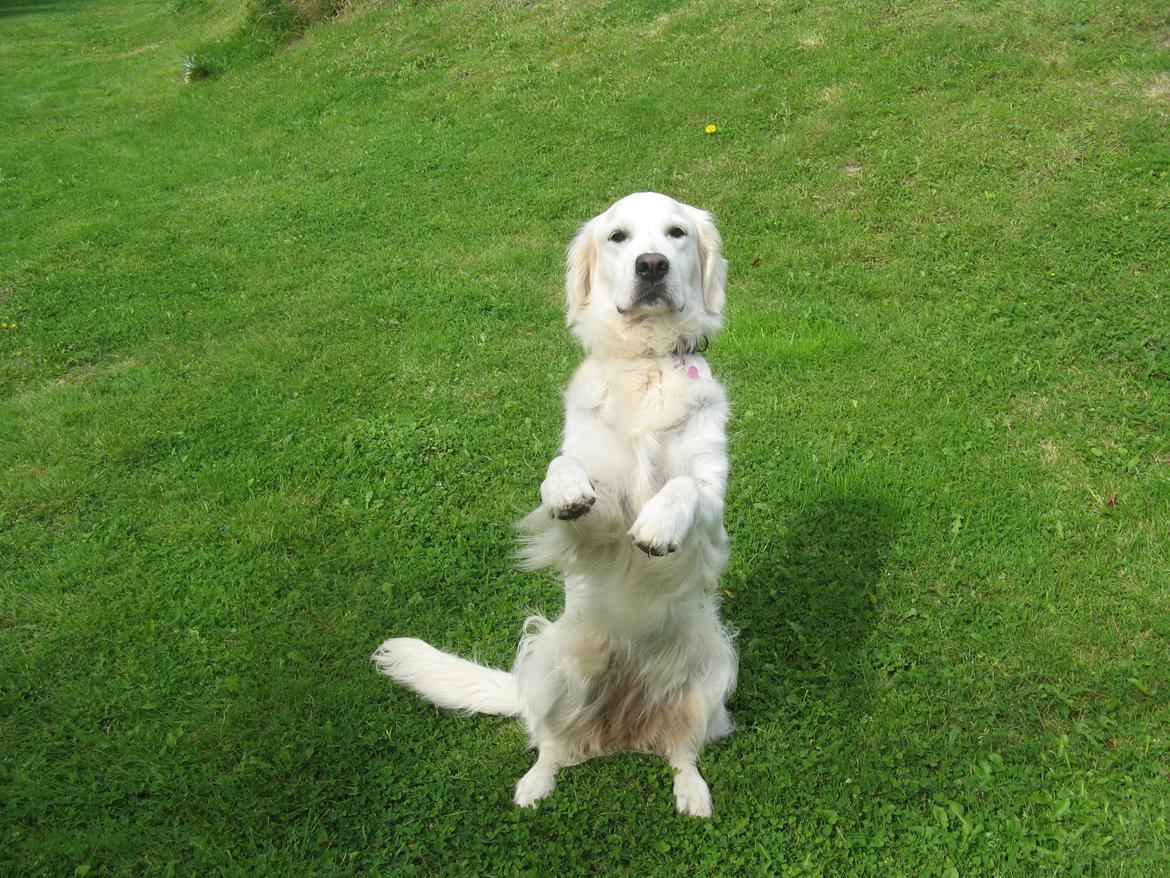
[541,458,596,520]
[632,531,678,556]
[629,496,689,556]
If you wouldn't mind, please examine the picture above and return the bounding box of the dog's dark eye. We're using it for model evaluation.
[608,230,628,243]
[667,226,687,239]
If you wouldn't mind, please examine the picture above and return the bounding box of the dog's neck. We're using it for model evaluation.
[578,315,713,362]
[587,335,707,363]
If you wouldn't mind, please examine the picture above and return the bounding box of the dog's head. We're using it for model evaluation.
[564,192,727,355]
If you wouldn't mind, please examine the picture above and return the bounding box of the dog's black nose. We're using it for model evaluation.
[635,252,670,281]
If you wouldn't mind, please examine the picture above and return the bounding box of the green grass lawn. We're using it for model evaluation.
[3,0,1169,873]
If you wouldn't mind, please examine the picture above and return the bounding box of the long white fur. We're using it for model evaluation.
[374,193,736,817]
[370,638,520,715]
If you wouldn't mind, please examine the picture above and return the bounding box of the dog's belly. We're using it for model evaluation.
[554,651,697,757]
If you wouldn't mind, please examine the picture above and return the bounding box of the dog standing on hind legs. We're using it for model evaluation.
[373,192,737,817]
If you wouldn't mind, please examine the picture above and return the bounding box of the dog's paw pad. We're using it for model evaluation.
[628,495,692,558]
[541,466,596,521]
[634,537,678,556]
[553,495,596,520]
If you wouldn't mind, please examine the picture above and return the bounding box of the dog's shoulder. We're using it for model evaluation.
[564,357,609,412]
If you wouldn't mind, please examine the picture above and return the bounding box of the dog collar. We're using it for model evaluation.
[673,336,709,357]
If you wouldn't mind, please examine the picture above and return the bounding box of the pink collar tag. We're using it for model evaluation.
[676,357,704,380]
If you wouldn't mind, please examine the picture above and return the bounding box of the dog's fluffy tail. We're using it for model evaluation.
[371,637,521,716]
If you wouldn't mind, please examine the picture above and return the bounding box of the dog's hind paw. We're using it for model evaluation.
[673,771,712,818]
[513,767,556,808]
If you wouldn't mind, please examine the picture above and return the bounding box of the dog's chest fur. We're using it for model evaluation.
[574,355,719,435]
[567,355,724,521]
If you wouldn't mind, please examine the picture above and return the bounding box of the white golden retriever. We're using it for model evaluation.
[373,192,736,817]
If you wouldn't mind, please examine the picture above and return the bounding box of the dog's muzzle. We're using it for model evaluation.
[618,281,675,314]
[615,254,676,314]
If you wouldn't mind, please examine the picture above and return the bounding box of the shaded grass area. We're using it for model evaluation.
[2,0,1169,874]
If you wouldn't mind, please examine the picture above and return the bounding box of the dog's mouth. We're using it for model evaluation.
[616,282,676,315]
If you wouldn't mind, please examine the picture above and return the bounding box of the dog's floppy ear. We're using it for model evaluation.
[565,217,598,326]
[692,207,728,316]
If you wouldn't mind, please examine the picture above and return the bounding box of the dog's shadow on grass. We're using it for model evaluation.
[728,493,900,722]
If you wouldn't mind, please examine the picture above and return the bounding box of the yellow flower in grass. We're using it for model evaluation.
[704,123,718,134]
